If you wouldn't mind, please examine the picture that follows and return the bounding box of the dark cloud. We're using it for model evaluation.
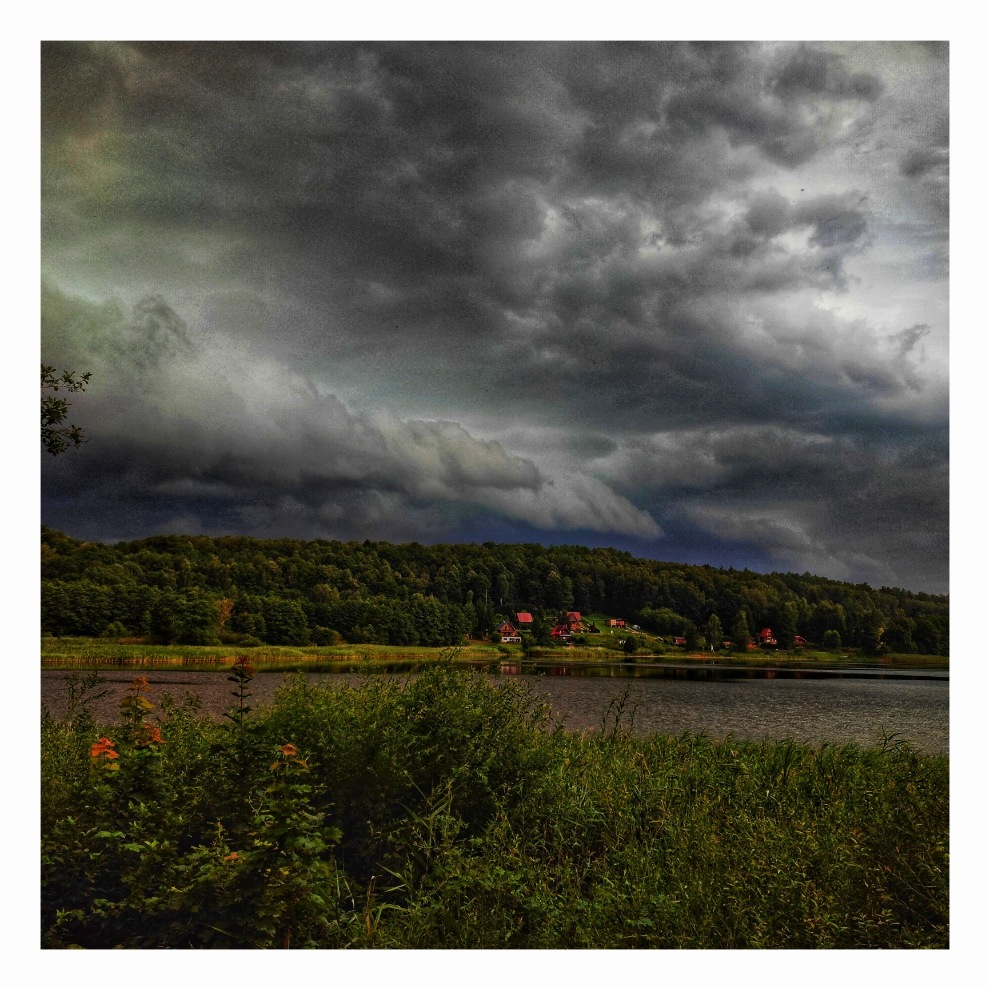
[41,284,659,544]
[894,323,931,359]
[771,44,883,102]
[41,41,949,593]
[900,146,949,179]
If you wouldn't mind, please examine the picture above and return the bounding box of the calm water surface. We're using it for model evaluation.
[41,664,949,754]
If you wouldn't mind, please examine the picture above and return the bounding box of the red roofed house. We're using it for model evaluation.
[566,611,583,631]
[793,635,808,647]
[758,628,777,646]
[515,612,534,626]
[608,618,626,628]
[551,623,572,641]
[498,622,521,644]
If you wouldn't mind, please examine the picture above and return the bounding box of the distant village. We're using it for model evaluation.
[495,612,807,649]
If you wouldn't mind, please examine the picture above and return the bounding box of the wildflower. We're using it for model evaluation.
[134,724,163,747]
[279,743,299,757]
[90,737,119,760]
[120,676,154,716]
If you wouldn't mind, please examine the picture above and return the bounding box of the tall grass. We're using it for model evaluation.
[40,638,507,671]
[41,662,948,948]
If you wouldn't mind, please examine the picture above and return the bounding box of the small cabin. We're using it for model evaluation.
[498,621,521,643]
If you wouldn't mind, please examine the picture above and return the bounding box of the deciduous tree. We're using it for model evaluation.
[41,364,91,455]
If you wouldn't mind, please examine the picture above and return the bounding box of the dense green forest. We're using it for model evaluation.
[40,527,948,655]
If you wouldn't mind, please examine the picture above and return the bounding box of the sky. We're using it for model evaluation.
[39,39,950,594]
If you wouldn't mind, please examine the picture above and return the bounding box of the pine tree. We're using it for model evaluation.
[704,613,724,651]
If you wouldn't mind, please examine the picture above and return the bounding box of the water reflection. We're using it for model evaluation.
[517,673,948,753]
[491,660,947,682]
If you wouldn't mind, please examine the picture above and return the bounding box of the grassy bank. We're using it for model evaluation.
[40,637,504,670]
[41,661,948,949]
[41,636,948,671]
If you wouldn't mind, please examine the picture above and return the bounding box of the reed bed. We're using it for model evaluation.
[40,638,502,670]
[41,662,948,949]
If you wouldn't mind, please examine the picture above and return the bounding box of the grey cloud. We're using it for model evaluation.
[597,424,947,591]
[745,191,869,249]
[796,199,869,249]
[41,42,949,591]
[665,83,821,167]
[901,146,949,179]
[893,323,930,359]
[772,45,883,102]
[745,192,791,238]
[841,362,900,396]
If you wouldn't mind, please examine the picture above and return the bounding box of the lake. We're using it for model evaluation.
[41,661,949,754]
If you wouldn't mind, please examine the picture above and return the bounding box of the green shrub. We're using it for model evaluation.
[42,663,949,949]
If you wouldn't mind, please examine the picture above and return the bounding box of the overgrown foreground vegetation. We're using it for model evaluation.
[42,663,949,949]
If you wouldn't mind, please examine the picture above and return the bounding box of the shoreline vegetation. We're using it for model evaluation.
[41,658,949,949]
[41,636,949,672]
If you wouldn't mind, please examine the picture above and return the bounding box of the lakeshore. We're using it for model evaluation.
[41,635,949,671]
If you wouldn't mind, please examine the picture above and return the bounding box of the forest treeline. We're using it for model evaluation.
[40,527,949,655]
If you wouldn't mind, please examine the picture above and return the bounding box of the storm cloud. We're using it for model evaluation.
[41,41,948,593]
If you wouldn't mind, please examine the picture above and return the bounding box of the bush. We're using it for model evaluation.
[311,626,344,647]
